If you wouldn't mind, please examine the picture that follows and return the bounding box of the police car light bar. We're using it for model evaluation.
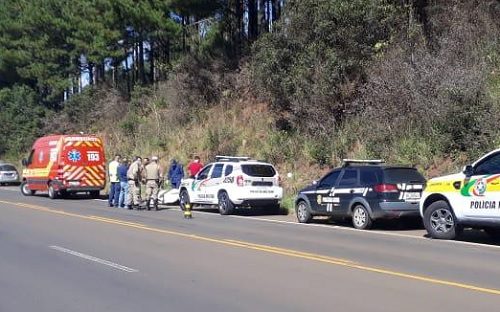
[342,159,385,167]
[215,155,252,162]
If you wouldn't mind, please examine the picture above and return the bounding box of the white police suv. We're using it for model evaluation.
[421,149,500,239]
[179,156,283,215]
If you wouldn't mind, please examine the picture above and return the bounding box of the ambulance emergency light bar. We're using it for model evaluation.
[342,159,385,167]
[215,155,253,162]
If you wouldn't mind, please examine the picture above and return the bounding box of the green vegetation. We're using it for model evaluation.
[1,0,500,212]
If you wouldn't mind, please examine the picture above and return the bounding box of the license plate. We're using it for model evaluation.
[250,189,274,194]
[404,192,421,201]
[69,181,80,186]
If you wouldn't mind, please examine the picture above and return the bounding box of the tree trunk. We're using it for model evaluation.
[124,52,131,98]
[235,0,243,52]
[149,40,154,84]
[182,16,186,53]
[139,37,146,84]
[248,0,258,40]
[271,0,280,23]
[134,42,139,85]
[259,0,268,33]
[88,63,94,86]
[101,61,106,83]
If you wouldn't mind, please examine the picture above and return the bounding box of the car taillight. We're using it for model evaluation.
[374,183,399,193]
[236,175,244,187]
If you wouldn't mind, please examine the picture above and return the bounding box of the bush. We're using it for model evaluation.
[203,126,240,158]
[0,85,45,157]
[251,0,399,134]
[356,0,500,164]
[259,130,300,164]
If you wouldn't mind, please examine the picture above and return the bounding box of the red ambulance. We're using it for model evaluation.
[20,134,106,199]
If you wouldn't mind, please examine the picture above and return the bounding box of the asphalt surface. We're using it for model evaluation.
[1,186,500,311]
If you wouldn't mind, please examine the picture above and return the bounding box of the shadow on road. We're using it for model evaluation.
[324,218,500,247]
[178,206,289,216]
[427,229,500,246]
[30,193,107,201]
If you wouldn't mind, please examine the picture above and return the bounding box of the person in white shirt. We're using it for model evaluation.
[108,154,121,207]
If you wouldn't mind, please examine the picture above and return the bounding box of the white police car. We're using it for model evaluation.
[179,156,283,215]
[421,149,500,239]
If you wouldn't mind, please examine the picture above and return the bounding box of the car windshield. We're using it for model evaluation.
[241,164,276,177]
[0,165,16,171]
[383,168,425,183]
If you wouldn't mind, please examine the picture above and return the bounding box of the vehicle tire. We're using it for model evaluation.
[352,204,373,230]
[484,227,500,240]
[89,191,100,199]
[179,189,191,211]
[296,200,312,223]
[48,183,58,199]
[218,191,234,215]
[423,200,461,240]
[20,181,36,196]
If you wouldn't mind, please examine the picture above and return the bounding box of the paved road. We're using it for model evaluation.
[1,186,500,311]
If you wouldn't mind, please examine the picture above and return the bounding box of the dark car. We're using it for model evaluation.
[295,159,426,229]
[0,162,20,186]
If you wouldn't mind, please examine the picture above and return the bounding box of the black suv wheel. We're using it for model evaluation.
[352,204,373,230]
[296,200,312,223]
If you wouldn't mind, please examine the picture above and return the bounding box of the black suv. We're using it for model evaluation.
[295,160,426,229]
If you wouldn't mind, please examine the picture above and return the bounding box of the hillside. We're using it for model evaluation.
[1,0,500,210]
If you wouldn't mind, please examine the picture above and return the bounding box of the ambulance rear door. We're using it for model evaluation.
[60,137,106,188]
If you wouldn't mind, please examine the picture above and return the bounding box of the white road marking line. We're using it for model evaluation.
[49,245,138,273]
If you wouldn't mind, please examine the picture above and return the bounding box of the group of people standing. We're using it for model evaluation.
[107,155,202,210]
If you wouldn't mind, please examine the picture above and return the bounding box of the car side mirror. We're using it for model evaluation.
[312,180,318,185]
[463,165,473,177]
[22,158,28,167]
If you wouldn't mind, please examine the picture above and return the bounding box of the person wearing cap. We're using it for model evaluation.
[126,156,142,209]
[117,158,129,208]
[144,156,162,210]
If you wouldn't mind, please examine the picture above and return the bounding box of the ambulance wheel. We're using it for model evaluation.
[423,200,461,240]
[48,183,58,199]
[179,189,190,211]
[218,191,234,215]
[21,182,36,196]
